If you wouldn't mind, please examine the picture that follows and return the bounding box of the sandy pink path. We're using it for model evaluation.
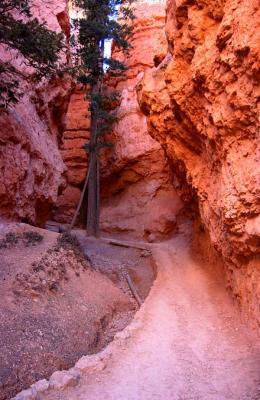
[43,234,260,400]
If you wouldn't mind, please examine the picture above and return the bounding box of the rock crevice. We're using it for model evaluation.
[137,0,260,329]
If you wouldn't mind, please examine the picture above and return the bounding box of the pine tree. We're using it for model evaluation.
[70,0,135,237]
[0,0,65,108]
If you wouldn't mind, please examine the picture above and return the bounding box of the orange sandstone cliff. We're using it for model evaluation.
[55,0,183,240]
[0,0,71,224]
[53,88,90,222]
[99,0,183,240]
[137,0,260,328]
[0,0,259,330]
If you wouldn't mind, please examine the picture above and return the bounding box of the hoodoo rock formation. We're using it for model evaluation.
[137,0,260,328]
[99,0,183,240]
[0,0,70,224]
[54,0,183,240]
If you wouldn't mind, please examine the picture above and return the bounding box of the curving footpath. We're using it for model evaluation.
[16,233,260,400]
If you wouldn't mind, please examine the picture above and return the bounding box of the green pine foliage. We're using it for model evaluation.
[71,0,135,153]
[73,0,135,85]
[0,0,65,107]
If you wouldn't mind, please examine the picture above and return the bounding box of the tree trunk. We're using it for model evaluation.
[86,88,99,237]
[68,155,93,232]
[86,150,99,237]
[86,40,104,237]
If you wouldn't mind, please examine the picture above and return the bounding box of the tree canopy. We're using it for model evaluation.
[0,0,65,107]
[72,0,135,85]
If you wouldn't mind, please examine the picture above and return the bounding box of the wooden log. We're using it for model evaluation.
[125,273,142,307]
[103,238,150,251]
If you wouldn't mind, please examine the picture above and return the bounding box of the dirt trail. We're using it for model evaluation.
[43,233,260,400]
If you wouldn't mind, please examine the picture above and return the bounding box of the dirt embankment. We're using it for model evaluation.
[0,223,154,400]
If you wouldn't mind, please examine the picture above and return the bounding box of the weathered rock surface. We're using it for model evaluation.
[137,0,260,328]
[0,0,70,224]
[53,87,90,223]
[54,0,183,239]
[100,0,183,240]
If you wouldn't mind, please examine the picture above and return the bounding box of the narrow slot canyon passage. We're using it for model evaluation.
[0,0,259,399]
[40,227,260,400]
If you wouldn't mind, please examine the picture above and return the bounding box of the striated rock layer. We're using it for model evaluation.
[0,0,70,224]
[53,87,90,223]
[54,0,183,239]
[137,0,260,329]
[100,0,183,240]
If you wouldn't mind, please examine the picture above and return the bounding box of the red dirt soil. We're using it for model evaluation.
[0,223,154,400]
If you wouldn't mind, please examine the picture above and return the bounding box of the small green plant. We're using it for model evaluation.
[57,232,80,249]
[0,230,43,249]
[23,231,43,246]
[6,232,19,245]
[0,232,19,248]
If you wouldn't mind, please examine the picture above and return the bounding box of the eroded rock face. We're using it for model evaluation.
[54,0,183,239]
[53,87,90,223]
[100,0,183,240]
[0,0,70,224]
[137,0,260,328]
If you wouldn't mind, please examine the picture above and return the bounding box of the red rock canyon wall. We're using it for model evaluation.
[0,0,70,224]
[1,0,258,330]
[53,88,90,222]
[99,0,183,240]
[55,0,183,240]
[137,0,260,329]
